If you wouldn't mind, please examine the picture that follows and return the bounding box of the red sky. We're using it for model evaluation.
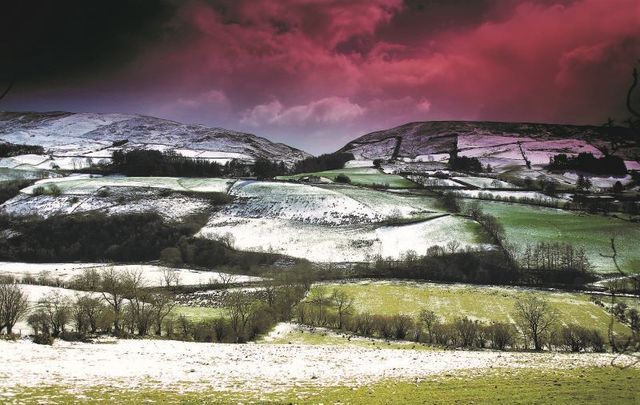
[3,0,640,153]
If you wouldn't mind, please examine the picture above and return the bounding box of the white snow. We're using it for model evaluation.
[0,262,261,287]
[198,215,490,262]
[0,339,633,392]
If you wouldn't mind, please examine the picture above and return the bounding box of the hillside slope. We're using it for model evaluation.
[338,121,640,169]
[0,111,310,165]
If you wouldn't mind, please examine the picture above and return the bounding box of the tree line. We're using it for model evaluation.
[0,265,314,345]
[299,290,608,352]
[547,153,627,176]
[0,142,44,157]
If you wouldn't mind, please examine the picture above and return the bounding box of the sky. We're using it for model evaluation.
[2,0,640,154]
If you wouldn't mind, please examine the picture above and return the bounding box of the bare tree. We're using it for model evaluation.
[151,292,177,336]
[161,268,181,288]
[100,267,126,334]
[74,296,104,334]
[513,295,558,351]
[446,240,461,254]
[0,283,29,335]
[626,63,640,124]
[600,237,639,360]
[0,78,14,103]
[419,309,438,343]
[35,292,72,337]
[225,291,254,343]
[331,289,354,330]
[217,272,237,287]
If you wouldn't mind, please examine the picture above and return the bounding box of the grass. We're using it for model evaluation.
[312,281,631,337]
[169,306,226,322]
[4,367,638,404]
[278,167,417,188]
[262,327,439,351]
[480,201,640,274]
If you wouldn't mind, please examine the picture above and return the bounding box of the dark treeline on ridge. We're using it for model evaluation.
[292,152,354,174]
[547,153,627,175]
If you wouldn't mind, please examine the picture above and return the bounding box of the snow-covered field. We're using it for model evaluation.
[1,175,234,219]
[453,189,567,203]
[0,338,633,392]
[198,215,489,262]
[1,190,211,220]
[451,176,516,189]
[20,175,233,195]
[0,262,261,287]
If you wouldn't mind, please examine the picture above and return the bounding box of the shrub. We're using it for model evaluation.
[487,322,516,350]
[335,174,351,184]
[32,186,45,196]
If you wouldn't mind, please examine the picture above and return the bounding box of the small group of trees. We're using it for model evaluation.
[165,276,310,343]
[253,158,287,179]
[518,242,591,273]
[112,150,225,177]
[0,179,35,204]
[0,142,44,157]
[447,155,483,172]
[547,153,627,176]
[27,268,177,343]
[292,152,354,174]
[0,212,206,263]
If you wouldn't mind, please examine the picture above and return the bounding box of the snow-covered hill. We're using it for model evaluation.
[0,111,310,166]
[338,121,640,171]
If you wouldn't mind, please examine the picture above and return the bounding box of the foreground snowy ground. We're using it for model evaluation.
[0,338,635,393]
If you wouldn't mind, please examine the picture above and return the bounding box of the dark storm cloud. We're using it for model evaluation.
[0,0,177,84]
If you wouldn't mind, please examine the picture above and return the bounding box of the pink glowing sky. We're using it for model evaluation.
[3,0,640,153]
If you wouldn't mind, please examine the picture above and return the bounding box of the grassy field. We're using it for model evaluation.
[312,281,630,337]
[5,367,638,404]
[261,326,438,351]
[480,201,640,274]
[278,167,416,188]
[169,306,226,322]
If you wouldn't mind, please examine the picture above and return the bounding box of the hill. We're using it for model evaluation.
[338,121,640,171]
[0,111,310,168]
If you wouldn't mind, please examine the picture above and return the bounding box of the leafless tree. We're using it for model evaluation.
[151,292,177,336]
[0,283,29,335]
[446,240,461,254]
[35,292,72,337]
[100,267,126,334]
[0,78,14,103]
[224,291,254,342]
[331,289,354,330]
[419,308,438,343]
[217,272,237,287]
[513,294,558,351]
[161,268,181,288]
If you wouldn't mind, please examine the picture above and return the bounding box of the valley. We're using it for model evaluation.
[1,113,639,403]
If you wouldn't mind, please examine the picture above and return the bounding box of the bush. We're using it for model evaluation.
[335,174,351,184]
[32,186,45,196]
[487,322,516,350]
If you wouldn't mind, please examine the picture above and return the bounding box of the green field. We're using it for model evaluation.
[169,306,226,322]
[278,167,416,188]
[312,281,630,337]
[480,201,640,274]
[261,326,438,351]
[6,367,638,404]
